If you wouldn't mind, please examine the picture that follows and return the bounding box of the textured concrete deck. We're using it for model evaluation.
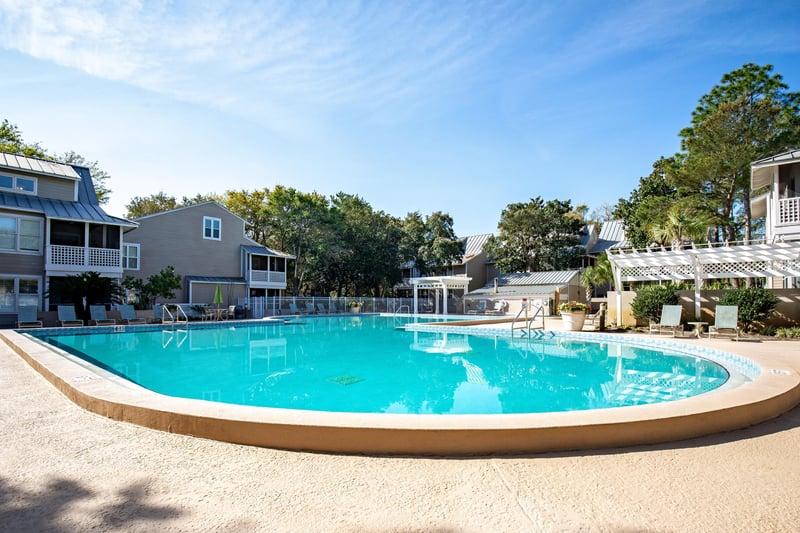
[2,329,800,530]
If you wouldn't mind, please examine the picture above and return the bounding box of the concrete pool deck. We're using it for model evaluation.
[2,325,800,530]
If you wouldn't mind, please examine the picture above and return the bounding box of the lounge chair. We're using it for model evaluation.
[305,303,317,314]
[708,305,740,341]
[485,301,507,316]
[317,303,328,314]
[468,300,487,315]
[648,305,683,337]
[16,305,43,328]
[288,303,301,315]
[57,305,83,327]
[119,304,146,324]
[89,305,116,326]
[329,302,339,313]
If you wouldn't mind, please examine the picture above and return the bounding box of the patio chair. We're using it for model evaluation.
[485,300,507,316]
[119,304,146,324]
[648,305,683,337]
[288,303,301,315]
[467,300,487,315]
[708,305,740,341]
[16,305,43,328]
[89,305,116,326]
[224,305,237,319]
[57,305,83,327]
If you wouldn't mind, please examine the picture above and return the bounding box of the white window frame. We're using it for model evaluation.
[0,174,38,195]
[0,275,41,312]
[122,243,140,270]
[0,214,43,254]
[203,216,221,241]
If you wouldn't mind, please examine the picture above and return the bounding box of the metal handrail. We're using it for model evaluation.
[511,301,545,337]
[162,304,188,324]
[393,305,411,328]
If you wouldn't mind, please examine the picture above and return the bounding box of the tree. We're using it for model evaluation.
[222,188,271,243]
[580,253,614,303]
[122,266,182,309]
[614,157,679,249]
[679,63,800,243]
[418,212,463,275]
[125,192,180,218]
[486,197,584,273]
[649,203,714,249]
[49,271,124,321]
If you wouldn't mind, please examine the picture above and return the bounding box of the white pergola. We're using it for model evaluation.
[410,276,471,316]
[607,240,800,323]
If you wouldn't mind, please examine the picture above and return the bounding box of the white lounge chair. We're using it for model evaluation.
[119,304,146,324]
[708,305,739,341]
[16,306,43,328]
[57,305,83,327]
[649,305,684,337]
[89,305,116,326]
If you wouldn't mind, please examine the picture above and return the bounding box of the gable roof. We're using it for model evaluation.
[132,201,239,222]
[459,233,492,264]
[467,269,581,298]
[242,244,295,259]
[751,148,800,189]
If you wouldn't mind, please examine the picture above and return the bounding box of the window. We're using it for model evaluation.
[0,174,37,195]
[0,276,40,312]
[122,243,140,270]
[0,215,42,253]
[203,216,221,240]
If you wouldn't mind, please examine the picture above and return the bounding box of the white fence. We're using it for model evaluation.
[237,296,467,318]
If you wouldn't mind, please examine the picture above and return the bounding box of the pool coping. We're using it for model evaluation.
[2,324,800,456]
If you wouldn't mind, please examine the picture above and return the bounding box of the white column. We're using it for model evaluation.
[413,283,418,314]
[442,285,449,317]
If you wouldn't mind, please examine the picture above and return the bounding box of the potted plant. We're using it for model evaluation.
[559,301,589,331]
[348,301,363,313]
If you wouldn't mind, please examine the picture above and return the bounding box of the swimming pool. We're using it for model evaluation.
[5,317,798,455]
[31,315,732,415]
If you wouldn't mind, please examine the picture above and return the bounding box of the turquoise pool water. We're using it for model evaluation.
[31,315,730,414]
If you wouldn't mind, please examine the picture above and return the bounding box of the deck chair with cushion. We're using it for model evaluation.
[57,305,83,327]
[89,305,116,326]
[317,303,328,314]
[16,305,43,328]
[119,304,146,324]
[708,305,740,341]
[648,305,683,337]
[468,300,487,315]
[288,303,301,315]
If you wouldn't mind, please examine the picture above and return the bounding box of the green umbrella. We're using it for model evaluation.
[213,283,224,309]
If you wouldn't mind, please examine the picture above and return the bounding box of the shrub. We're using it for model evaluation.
[630,285,679,323]
[775,327,800,339]
[718,288,779,333]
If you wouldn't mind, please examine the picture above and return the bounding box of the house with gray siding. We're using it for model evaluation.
[123,202,293,306]
[0,151,135,325]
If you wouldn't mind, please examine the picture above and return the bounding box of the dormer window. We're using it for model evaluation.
[203,216,221,240]
[0,174,37,195]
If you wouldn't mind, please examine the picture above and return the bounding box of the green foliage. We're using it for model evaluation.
[630,285,680,323]
[47,272,124,320]
[559,301,588,313]
[775,327,800,339]
[718,288,779,332]
[486,196,584,273]
[123,266,182,309]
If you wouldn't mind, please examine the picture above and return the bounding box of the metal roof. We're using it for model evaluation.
[467,284,566,297]
[460,233,492,263]
[0,152,81,180]
[242,245,295,259]
[589,220,629,254]
[497,270,581,286]
[0,165,136,226]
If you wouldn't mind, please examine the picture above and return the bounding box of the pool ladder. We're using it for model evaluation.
[393,305,411,329]
[511,301,545,337]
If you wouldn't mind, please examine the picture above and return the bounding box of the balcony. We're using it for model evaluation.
[46,244,122,275]
[248,269,287,285]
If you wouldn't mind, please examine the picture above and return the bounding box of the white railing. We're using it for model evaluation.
[778,197,800,225]
[249,270,287,284]
[47,245,121,270]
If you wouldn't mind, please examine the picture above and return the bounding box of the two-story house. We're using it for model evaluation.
[751,148,800,288]
[0,151,136,325]
[122,202,293,306]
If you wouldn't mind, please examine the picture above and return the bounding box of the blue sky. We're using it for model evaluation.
[1,1,799,237]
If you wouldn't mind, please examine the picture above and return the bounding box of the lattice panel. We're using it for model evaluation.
[702,261,770,275]
[89,248,120,267]
[619,264,694,280]
[49,245,85,266]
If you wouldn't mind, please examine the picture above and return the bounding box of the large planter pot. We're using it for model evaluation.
[350,306,361,314]
[561,311,586,331]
